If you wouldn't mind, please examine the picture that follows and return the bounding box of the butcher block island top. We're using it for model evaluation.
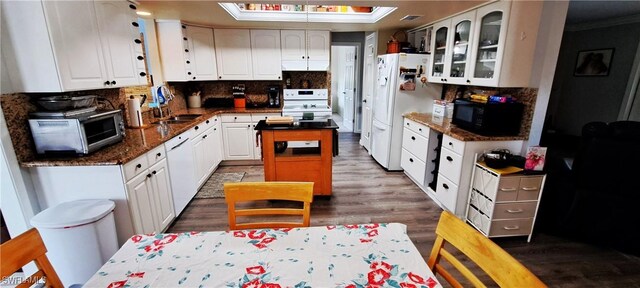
[255,119,338,196]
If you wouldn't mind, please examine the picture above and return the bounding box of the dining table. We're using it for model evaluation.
[84,223,442,288]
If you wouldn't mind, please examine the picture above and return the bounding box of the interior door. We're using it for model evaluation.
[342,47,356,131]
[360,35,376,152]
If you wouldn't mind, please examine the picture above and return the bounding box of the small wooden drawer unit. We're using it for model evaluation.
[466,162,546,242]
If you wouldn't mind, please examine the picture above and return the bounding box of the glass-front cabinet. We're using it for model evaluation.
[468,1,511,87]
[428,19,450,83]
[447,11,476,85]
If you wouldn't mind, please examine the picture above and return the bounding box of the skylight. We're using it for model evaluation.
[219,3,397,23]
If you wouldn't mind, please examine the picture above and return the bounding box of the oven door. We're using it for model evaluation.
[80,110,124,153]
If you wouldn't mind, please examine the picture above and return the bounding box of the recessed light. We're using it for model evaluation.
[136,11,152,16]
[400,15,422,21]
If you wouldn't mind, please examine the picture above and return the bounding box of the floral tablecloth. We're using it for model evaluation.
[84,223,441,288]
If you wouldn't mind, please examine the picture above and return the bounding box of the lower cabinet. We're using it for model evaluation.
[466,162,546,242]
[221,113,280,161]
[193,121,223,188]
[124,149,175,234]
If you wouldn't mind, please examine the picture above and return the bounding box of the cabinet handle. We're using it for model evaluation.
[302,56,305,59]
[363,99,367,103]
[442,183,449,189]
[466,80,471,83]
[132,22,139,27]
[206,120,210,124]
[409,158,413,163]
[139,72,146,77]
[185,49,189,53]
[111,81,116,85]
[499,188,517,192]
[183,37,188,41]
[448,142,453,146]
[418,128,422,132]
[136,163,142,168]
[215,118,217,121]
[181,25,186,29]
[134,39,142,44]
[219,76,222,79]
[446,156,453,162]
[307,56,309,59]
[193,77,196,80]
[443,79,447,82]
[214,128,216,131]
[411,136,415,141]
[157,152,162,157]
[406,122,410,126]
[278,76,281,79]
[195,126,199,130]
[506,209,524,213]
[137,56,144,60]
[186,60,191,64]
[522,187,538,191]
[129,4,136,10]
[503,226,520,230]
[104,81,110,85]
[202,134,207,139]
[234,116,237,120]
[247,124,250,127]
[146,173,152,178]
[188,72,192,75]
[152,170,157,175]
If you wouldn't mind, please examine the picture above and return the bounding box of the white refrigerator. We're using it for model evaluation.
[371,53,439,170]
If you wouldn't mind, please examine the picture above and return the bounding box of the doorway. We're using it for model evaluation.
[331,45,359,133]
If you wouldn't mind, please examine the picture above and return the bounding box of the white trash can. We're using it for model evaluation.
[30,199,118,287]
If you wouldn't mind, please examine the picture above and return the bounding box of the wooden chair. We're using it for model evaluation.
[1,228,64,288]
[427,211,546,288]
[224,182,314,230]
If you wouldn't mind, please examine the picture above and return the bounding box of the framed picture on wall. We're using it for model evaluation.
[574,48,614,76]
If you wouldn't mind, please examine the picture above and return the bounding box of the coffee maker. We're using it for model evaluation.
[267,85,280,108]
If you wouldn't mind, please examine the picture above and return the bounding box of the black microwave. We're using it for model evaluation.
[452,98,524,136]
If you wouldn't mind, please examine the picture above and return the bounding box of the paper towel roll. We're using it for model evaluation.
[127,98,143,128]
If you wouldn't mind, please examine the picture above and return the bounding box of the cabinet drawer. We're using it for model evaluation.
[123,154,149,181]
[402,128,428,162]
[469,189,494,216]
[472,166,498,198]
[495,177,519,202]
[435,174,458,212]
[147,145,166,165]
[492,202,537,220]
[403,118,430,139]
[442,134,464,156]
[518,176,544,201]
[401,148,426,186]
[439,148,463,184]
[489,218,534,237]
[221,114,252,123]
[251,113,281,123]
[467,205,489,235]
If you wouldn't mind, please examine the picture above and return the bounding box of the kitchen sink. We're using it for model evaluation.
[168,114,202,121]
[153,119,191,125]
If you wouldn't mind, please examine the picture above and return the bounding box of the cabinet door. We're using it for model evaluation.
[186,25,217,81]
[468,1,511,87]
[280,30,307,71]
[149,159,175,232]
[211,124,223,168]
[251,30,282,80]
[202,127,217,176]
[306,30,330,71]
[192,134,207,187]
[214,29,253,80]
[42,1,109,90]
[428,19,450,83]
[125,172,158,234]
[95,1,145,88]
[222,122,254,160]
[447,11,476,85]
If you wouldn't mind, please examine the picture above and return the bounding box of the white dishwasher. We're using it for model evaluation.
[165,130,197,216]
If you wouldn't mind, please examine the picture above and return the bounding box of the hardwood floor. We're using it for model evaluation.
[169,133,640,287]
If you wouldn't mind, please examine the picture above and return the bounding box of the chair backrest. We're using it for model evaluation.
[224,182,314,230]
[1,228,64,288]
[427,211,546,288]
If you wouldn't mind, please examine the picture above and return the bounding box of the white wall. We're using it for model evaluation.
[330,46,341,113]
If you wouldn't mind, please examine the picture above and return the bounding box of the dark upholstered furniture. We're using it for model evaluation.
[539,121,640,256]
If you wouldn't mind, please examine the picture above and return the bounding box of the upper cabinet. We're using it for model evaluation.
[250,30,282,80]
[157,22,217,81]
[281,30,330,71]
[214,29,253,80]
[1,0,146,92]
[427,1,543,87]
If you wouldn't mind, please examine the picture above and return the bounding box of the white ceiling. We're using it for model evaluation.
[137,1,488,31]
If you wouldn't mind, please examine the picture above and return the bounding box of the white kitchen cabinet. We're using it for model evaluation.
[191,116,223,188]
[192,131,207,187]
[427,11,476,85]
[125,170,158,234]
[157,22,217,81]
[400,118,439,190]
[466,162,546,242]
[215,29,253,80]
[281,30,330,71]
[251,30,282,80]
[222,121,254,160]
[149,159,175,231]
[426,1,542,87]
[1,0,146,92]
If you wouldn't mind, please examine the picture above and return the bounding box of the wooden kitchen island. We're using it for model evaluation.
[255,119,338,196]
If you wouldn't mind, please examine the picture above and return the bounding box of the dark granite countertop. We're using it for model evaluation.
[21,107,282,168]
[254,119,338,131]
[403,112,528,142]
